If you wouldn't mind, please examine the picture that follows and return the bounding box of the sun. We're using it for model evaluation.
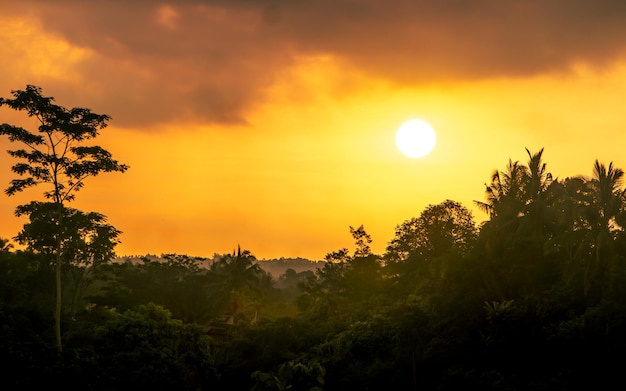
[395,119,436,158]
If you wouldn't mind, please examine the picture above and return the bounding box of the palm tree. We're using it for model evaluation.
[550,161,626,297]
[476,149,553,221]
[211,246,263,291]
[514,148,556,240]
[591,160,625,232]
[475,158,528,221]
[579,160,626,297]
[210,246,270,323]
[524,148,552,208]
[474,149,556,298]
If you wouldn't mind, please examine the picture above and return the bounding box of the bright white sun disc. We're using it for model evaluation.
[396,119,436,158]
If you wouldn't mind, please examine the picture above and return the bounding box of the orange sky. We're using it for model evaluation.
[2,1,626,260]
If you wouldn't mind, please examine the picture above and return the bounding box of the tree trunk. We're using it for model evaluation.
[55,251,62,352]
[54,202,64,353]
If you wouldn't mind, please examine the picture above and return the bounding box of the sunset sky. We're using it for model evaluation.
[3,1,626,260]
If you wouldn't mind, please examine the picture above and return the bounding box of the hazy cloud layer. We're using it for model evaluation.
[4,0,626,127]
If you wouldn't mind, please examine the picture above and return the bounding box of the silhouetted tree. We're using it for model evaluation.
[0,85,128,351]
[590,160,625,232]
[475,159,528,221]
[210,247,273,324]
[476,148,553,238]
[524,148,553,207]
[15,201,120,317]
[350,225,372,258]
[302,225,383,320]
[385,200,477,264]
[582,160,626,296]
[324,224,376,263]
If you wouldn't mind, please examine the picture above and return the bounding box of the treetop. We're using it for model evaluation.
[0,85,128,203]
[0,84,111,141]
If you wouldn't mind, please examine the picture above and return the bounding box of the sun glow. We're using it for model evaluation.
[395,119,437,158]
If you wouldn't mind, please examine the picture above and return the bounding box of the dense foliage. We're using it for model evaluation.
[3,148,626,389]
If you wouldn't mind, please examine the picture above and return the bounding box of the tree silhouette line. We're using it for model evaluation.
[2,86,626,389]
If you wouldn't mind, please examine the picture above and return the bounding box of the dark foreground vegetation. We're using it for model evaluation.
[3,148,626,389]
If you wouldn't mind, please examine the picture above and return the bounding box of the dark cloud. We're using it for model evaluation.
[4,0,626,127]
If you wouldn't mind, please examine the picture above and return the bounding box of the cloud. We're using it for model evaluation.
[3,0,626,127]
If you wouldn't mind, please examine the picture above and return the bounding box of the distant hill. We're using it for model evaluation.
[257,257,325,279]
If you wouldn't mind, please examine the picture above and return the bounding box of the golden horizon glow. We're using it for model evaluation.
[395,119,437,158]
